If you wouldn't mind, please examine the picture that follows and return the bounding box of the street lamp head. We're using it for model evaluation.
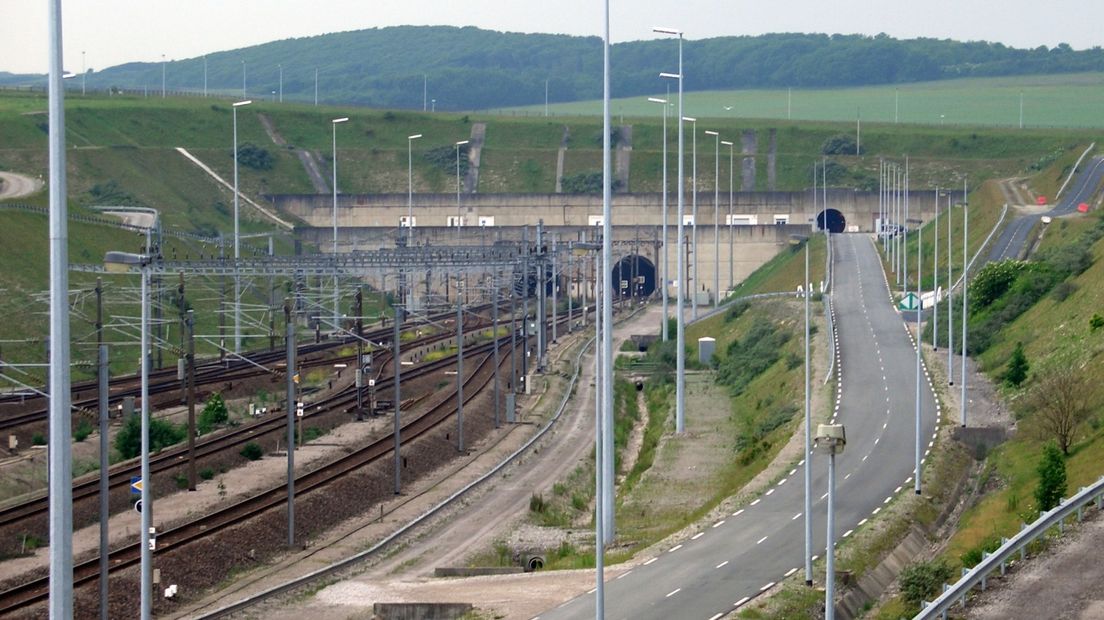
[408,134,423,141]
[332,117,349,124]
[103,251,150,273]
[704,130,719,136]
[233,100,252,107]
[455,140,469,146]
[647,97,668,104]
[682,116,696,122]
[659,72,681,80]
[652,26,683,36]
[721,140,734,146]
[814,423,846,455]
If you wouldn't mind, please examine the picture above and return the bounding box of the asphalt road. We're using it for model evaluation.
[986,156,1104,262]
[536,234,940,620]
[0,172,43,199]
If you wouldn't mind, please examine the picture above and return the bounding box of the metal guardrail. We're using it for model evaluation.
[915,475,1104,619]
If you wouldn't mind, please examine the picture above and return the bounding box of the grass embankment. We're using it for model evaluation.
[729,234,826,298]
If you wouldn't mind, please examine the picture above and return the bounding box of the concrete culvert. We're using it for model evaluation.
[526,555,546,572]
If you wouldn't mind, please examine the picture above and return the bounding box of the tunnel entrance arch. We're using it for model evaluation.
[817,208,846,233]
[610,255,657,299]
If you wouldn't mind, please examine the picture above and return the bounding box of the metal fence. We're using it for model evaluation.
[915,475,1104,619]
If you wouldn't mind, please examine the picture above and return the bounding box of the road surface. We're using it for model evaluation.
[538,234,940,620]
[0,172,43,200]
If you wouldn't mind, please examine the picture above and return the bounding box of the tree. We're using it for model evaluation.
[114,415,186,460]
[1024,369,1090,455]
[1003,342,1029,387]
[1034,441,1067,512]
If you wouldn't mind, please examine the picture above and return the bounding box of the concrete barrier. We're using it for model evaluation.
[373,602,473,620]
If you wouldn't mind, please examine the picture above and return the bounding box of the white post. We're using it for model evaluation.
[706,130,720,308]
[649,97,669,341]
[601,0,615,545]
[948,193,954,385]
[826,447,837,620]
[139,264,152,619]
[803,242,812,585]
[48,1,74,614]
[961,181,968,426]
[232,100,252,354]
[726,140,734,291]
[332,117,349,333]
[933,190,939,351]
[314,68,319,106]
[691,118,698,320]
[915,220,922,495]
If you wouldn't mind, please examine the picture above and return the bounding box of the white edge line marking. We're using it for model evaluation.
[757,535,769,545]
[733,509,745,517]
[713,520,726,528]
[734,596,751,608]
[644,557,658,566]
[716,560,729,569]
[691,533,704,540]
[666,588,681,598]
[785,567,799,577]
[760,581,775,591]
[750,499,761,506]
[669,544,683,553]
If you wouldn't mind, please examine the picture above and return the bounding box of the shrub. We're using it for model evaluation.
[899,560,953,605]
[529,493,547,514]
[31,432,45,446]
[114,416,186,460]
[821,134,861,156]
[1003,342,1029,387]
[173,473,189,489]
[199,467,215,481]
[1050,281,1077,301]
[240,442,264,461]
[423,144,469,175]
[970,260,1028,310]
[1091,313,1104,332]
[73,418,93,442]
[235,143,274,170]
[1035,441,1067,511]
[198,393,229,434]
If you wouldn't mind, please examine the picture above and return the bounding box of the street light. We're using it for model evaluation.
[705,130,720,308]
[278,63,283,103]
[104,251,154,620]
[331,117,349,334]
[241,59,247,98]
[655,25,686,434]
[684,116,698,320]
[815,423,847,620]
[161,54,166,99]
[722,140,734,290]
[648,96,669,341]
[455,140,469,240]
[231,99,252,354]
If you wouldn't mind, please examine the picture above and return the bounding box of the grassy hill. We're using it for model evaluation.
[511,73,1104,129]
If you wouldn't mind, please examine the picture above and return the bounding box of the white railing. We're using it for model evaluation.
[915,475,1104,619]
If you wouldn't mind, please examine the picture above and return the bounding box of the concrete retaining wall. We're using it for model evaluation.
[372,602,473,620]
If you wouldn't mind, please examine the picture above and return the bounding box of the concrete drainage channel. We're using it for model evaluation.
[196,328,600,618]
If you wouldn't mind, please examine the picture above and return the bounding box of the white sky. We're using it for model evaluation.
[3,0,1102,74]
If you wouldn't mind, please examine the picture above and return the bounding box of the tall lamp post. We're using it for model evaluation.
[723,140,734,290]
[104,251,154,620]
[815,423,847,620]
[331,117,349,333]
[705,130,720,308]
[161,54,166,98]
[684,116,699,320]
[655,25,686,434]
[647,96,669,340]
[407,134,423,234]
[455,140,469,240]
[278,64,283,103]
[231,99,252,354]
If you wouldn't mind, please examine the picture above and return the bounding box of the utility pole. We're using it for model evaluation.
[393,294,403,493]
[456,278,465,452]
[492,271,501,428]
[96,278,109,620]
[284,300,296,547]
[355,287,364,420]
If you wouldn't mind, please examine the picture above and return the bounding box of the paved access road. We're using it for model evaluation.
[987,156,1104,262]
[536,234,940,620]
[0,172,43,200]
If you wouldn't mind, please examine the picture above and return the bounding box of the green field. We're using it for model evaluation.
[502,73,1104,129]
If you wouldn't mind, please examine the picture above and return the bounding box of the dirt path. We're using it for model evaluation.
[0,172,43,200]
[225,306,662,620]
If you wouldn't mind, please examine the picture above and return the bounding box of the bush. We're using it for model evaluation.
[1003,342,1029,387]
[899,560,953,605]
[970,260,1028,309]
[235,143,274,170]
[1035,441,1067,512]
[724,302,749,323]
[114,416,186,460]
[31,432,45,446]
[821,134,861,156]
[173,473,189,489]
[715,319,791,397]
[73,418,93,442]
[199,467,215,481]
[1050,281,1077,301]
[240,442,264,461]
[423,144,469,175]
[529,493,547,514]
[1091,313,1104,332]
[198,393,229,435]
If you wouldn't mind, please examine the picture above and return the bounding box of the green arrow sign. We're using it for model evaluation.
[898,293,920,311]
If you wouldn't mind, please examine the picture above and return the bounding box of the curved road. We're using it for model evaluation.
[0,172,43,200]
[987,156,1104,262]
[537,234,940,620]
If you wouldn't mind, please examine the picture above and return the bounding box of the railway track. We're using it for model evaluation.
[0,312,493,533]
[0,303,496,433]
[0,330,512,615]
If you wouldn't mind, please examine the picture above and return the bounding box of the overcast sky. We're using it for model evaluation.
[4,0,1102,74]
